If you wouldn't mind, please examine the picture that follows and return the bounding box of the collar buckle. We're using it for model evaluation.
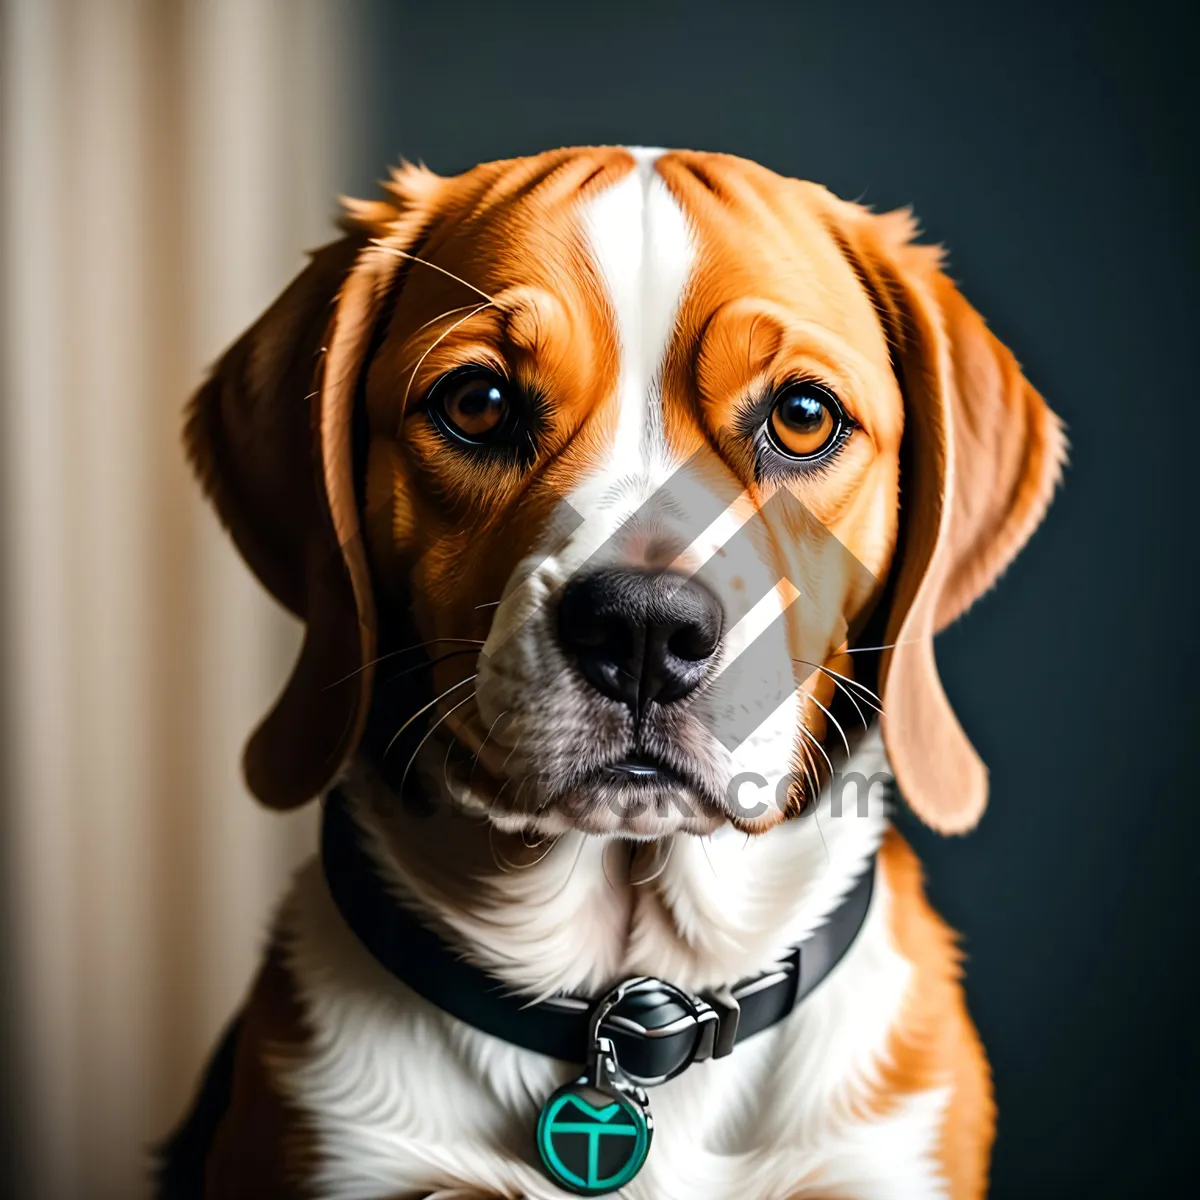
[590,977,715,1087]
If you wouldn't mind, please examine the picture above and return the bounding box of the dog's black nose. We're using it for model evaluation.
[557,568,724,710]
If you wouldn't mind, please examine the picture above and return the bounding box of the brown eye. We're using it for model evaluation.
[768,384,843,459]
[433,370,512,442]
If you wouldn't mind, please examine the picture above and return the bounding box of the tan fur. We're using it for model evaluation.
[872,831,995,1198]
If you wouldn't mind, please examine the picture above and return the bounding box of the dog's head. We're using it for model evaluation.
[187,147,1063,840]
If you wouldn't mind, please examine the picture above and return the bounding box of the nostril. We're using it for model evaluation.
[667,622,719,662]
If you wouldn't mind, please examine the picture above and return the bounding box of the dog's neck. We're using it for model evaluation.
[342,730,890,998]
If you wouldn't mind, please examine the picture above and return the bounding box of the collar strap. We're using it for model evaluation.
[321,791,875,1086]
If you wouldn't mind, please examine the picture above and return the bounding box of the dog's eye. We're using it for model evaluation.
[767,384,844,460]
[432,370,513,443]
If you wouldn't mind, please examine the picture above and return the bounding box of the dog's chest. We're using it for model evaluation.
[278,851,951,1200]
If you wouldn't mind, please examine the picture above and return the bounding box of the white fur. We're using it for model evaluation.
[582,146,690,475]
[277,733,952,1199]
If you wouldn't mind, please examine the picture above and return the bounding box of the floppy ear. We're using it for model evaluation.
[185,222,414,808]
[831,205,1066,833]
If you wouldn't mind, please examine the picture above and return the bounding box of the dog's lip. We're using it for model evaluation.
[437,706,722,811]
[595,753,721,805]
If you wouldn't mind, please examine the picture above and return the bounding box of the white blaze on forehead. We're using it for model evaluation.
[479,152,706,713]
[579,148,694,484]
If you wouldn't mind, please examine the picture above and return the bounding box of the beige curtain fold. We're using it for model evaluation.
[1,3,349,1196]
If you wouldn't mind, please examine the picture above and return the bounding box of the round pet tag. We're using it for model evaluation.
[535,1076,652,1196]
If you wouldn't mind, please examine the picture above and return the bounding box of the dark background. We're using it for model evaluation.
[349,0,1199,1195]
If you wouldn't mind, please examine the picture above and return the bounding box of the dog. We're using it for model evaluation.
[157,147,1064,1199]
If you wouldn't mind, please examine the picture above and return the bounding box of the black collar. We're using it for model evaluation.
[321,790,875,1085]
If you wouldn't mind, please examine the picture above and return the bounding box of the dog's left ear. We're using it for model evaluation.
[827,200,1067,833]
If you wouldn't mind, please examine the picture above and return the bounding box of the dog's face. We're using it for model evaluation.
[357,150,902,837]
[187,147,1064,839]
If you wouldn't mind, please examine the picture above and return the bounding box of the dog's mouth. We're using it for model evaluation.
[540,749,726,837]
[434,708,726,837]
[602,754,684,785]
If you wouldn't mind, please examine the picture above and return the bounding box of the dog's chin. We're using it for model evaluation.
[490,795,726,840]
[516,780,725,840]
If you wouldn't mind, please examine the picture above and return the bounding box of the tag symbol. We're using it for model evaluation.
[536,1081,651,1195]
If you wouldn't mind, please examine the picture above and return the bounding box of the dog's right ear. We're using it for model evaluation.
[185,235,380,809]
[185,166,443,809]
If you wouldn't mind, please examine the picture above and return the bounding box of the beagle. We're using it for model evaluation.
[157,147,1064,1199]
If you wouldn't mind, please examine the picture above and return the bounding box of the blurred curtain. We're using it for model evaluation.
[1,2,350,1196]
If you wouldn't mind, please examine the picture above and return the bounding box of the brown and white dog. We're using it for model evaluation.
[160,147,1064,1199]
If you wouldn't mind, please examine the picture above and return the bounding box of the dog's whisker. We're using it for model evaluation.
[399,637,487,651]
[484,736,528,815]
[487,822,517,875]
[542,834,589,902]
[386,647,481,682]
[631,838,674,887]
[793,658,884,719]
[841,638,925,654]
[398,691,477,801]
[383,675,478,759]
[600,839,623,892]
[411,301,483,336]
[510,773,536,819]
[793,657,883,707]
[816,668,871,729]
[795,741,831,865]
[515,835,559,872]
[803,688,852,760]
[487,820,556,875]
[400,301,495,417]
[794,742,820,802]
[790,735,825,820]
[520,826,550,850]
[813,807,830,865]
[500,733,526,773]
[442,724,460,795]
[829,681,883,721]
[326,639,485,689]
[815,662,884,710]
[797,721,835,781]
[370,243,497,303]
[467,708,510,794]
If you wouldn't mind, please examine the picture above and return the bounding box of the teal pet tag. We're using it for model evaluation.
[536,1036,653,1196]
